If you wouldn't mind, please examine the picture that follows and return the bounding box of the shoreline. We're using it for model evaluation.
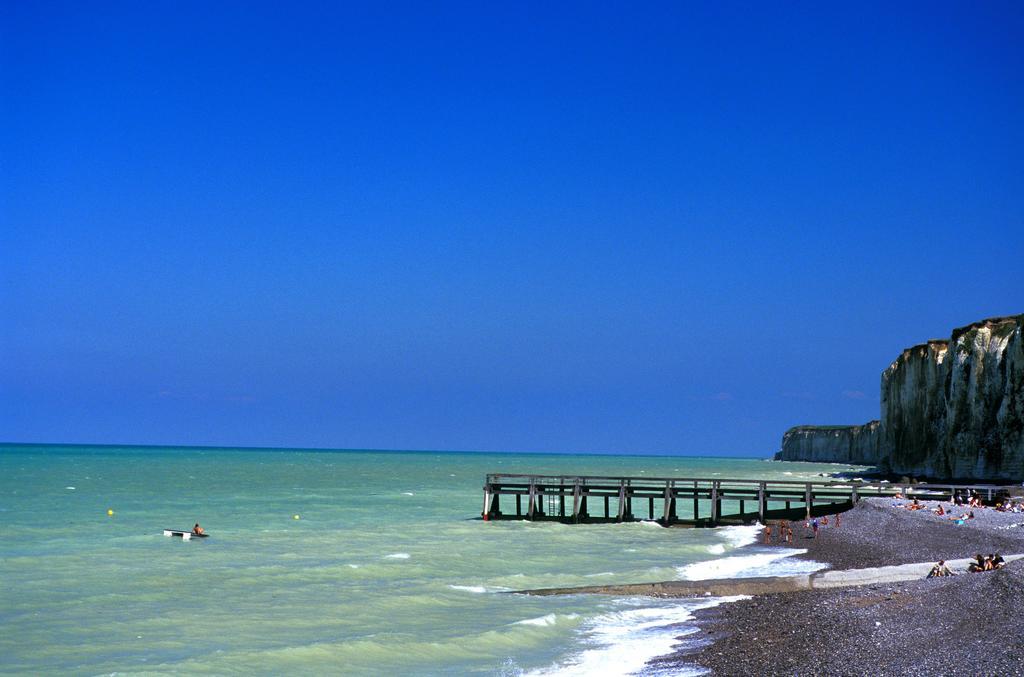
[663,498,1024,675]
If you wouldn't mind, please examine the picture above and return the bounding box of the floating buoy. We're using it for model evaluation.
[107,509,114,516]
[293,514,300,520]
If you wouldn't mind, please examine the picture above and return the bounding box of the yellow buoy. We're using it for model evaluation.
[293,514,300,520]
[107,509,114,516]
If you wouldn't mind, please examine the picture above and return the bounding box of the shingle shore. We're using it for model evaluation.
[656,498,1024,676]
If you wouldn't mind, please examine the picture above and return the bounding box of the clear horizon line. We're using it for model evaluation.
[0,440,771,460]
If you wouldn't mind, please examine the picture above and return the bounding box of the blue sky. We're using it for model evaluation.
[2,2,1022,455]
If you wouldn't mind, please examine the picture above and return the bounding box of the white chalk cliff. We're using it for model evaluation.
[777,315,1024,481]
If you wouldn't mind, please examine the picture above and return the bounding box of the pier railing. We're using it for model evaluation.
[481,473,1015,527]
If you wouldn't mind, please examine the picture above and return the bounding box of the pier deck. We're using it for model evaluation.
[481,473,1013,527]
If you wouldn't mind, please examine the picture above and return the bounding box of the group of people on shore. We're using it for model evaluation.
[764,520,794,544]
[764,513,839,544]
[969,553,1006,572]
[893,496,979,524]
[894,489,1024,526]
[927,553,1006,578]
[938,489,1022,513]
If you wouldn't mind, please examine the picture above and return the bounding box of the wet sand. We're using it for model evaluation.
[659,498,1024,675]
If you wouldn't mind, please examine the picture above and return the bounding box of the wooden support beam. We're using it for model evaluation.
[805,483,812,518]
[572,483,582,522]
[516,494,522,517]
[693,481,699,521]
[604,495,610,519]
[758,482,766,524]
[648,496,654,520]
[617,483,627,522]
[711,482,720,524]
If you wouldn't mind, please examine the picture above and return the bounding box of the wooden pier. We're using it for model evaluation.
[481,473,1015,527]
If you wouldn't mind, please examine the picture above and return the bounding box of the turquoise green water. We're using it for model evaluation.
[0,445,860,675]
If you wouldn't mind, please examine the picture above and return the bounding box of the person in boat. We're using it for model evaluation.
[192,523,205,536]
[968,554,986,572]
[992,553,1005,569]
[927,560,952,578]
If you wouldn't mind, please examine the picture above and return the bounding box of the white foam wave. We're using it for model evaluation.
[585,572,615,578]
[347,564,360,569]
[65,486,76,490]
[718,524,761,549]
[513,613,579,627]
[676,550,825,580]
[384,553,410,560]
[401,492,414,496]
[527,597,741,676]
[448,584,511,593]
[706,544,725,555]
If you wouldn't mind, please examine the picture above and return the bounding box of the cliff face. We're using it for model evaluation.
[779,421,881,465]
[777,315,1024,481]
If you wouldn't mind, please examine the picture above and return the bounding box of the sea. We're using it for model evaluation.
[0,444,862,675]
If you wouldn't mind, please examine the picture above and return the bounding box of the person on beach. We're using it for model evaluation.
[927,560,952,578]
[992,553,1005,569]
[934,503,945,516]
[969,554,986,572]
[192,523,204,536]
[811,518,819,538]
[764,523,772,544]
[835,512,841,528]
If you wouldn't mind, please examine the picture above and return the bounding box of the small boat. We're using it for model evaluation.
[163,529,209,540]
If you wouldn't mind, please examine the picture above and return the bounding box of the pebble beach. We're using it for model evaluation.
[662,498,1024,675]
